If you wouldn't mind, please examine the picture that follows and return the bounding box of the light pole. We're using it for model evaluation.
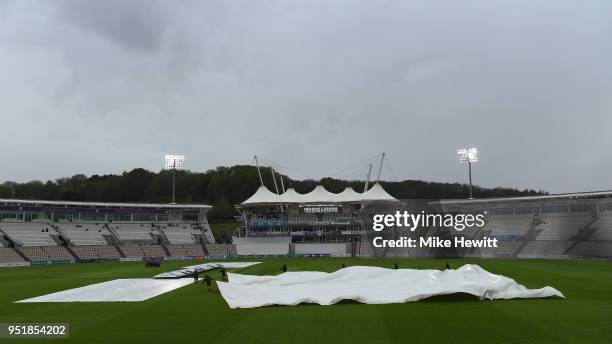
[458,148,478,199]
[164,154,185,204]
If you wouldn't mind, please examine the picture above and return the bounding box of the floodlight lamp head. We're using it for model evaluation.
[164,154,185,169]
[458,148,478,163]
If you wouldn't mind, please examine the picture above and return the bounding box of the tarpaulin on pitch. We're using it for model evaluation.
[217,264,564,309]
[154,261,261,279]
[16,279,193,303]
[16,262,263,303]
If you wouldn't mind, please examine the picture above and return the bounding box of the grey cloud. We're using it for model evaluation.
[0,0,611,193]
[55,0,168,53]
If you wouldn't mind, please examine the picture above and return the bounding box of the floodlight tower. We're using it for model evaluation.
[458,148,478,199]
[164,154,185,204]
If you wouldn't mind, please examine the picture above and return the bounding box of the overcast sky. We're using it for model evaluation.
[0,0,611,193]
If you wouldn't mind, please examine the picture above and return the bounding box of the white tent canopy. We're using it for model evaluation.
[360,183,397,202]
[333,187,362,203]
[240,184,399,206]
[300,185,337,204]
[278,188,306,203]
[240,185,283,205]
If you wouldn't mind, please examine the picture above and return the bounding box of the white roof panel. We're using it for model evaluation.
[240,184,398,206]
[278,188,306,203]
[333,187,362,203]
[300,185,337,204]
[361,183,398,202]
[240,186,281,205]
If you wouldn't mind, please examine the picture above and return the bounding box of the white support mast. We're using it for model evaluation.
[271,167,283,212]
[376,152,386,184]
[364,163,372,192]
[254,155,264,187]
[271,167,280,195]
[278,171,286,193]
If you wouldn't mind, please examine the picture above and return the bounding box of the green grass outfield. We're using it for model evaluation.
[1,258,611,344]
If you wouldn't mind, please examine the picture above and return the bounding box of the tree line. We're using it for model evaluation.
[0,165,546,220]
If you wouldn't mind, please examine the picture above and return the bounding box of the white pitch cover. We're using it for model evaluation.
[217,264,564,309]
[16,279,193,303]
[154,261,261,279]
[16,262,262,303]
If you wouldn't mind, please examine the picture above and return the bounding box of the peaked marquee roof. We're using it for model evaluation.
[240,184,398,206]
